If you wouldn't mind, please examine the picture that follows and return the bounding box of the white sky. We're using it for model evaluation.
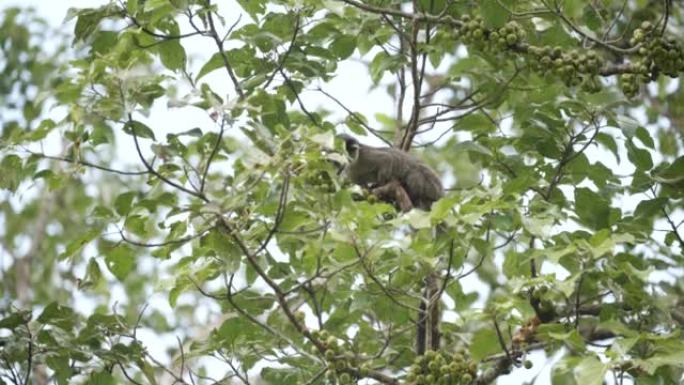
[2,0,96,24]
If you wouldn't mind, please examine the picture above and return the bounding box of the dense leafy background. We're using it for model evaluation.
[1,1,683,385]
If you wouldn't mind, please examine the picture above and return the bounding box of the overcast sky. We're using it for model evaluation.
[3,0,96,24]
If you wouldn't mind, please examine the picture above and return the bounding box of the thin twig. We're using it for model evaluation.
[127,114,209,202]
[205,3,244,98]
[263,14,301,90]
[200,117,226,194]
[23,150,149,176]
[316,88,392,145]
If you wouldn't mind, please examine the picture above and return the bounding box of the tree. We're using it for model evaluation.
[1,0,683,384]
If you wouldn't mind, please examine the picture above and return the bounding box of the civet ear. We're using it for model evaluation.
[337,134,359,159]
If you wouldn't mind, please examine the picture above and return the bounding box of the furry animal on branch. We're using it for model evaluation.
[338,133,445,355]
[338,134,444,211]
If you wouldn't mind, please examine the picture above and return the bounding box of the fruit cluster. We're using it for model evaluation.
[621,21,684,97]
[455,15,526,49]
[489,21,527,48]
[312,330,358,384]
[529,46,603,90]
[451,14,683,97]
[406,350,478,385]
[455,14,486,44]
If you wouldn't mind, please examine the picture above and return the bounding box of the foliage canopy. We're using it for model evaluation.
[1,1,684,385]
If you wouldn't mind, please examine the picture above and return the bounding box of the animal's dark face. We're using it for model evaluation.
[337,134,360,160]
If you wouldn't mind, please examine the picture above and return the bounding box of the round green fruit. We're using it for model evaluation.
[506,34,518,45]
[339,373,351,384]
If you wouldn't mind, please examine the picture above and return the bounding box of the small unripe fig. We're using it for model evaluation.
[506,34,518,45]
[339,372,351,384]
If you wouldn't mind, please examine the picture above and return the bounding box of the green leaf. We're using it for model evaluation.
[369,51,396,84]
[83,258,103,288]
[216,315,251,344]
[124,215,148,236]
[278,209,310,232]
[470,328,501,361]
[403,210,432,229]
[522,215,554,237]
[91,30,117,55]
[634,198,667,218]
[124,120,156,140]
[430,193,461,221]
[196,51,226,81]
[626,139,653,170]
[551,361,578,385]
[27,119,57,141]
[59,228,101,260]
[169,0,188,9]
[84,371,116,385]
[617,115,639,138]
[168,277,191,307]
[242,73,267,91]
[0,313,26,330]
[92,205,115,219]
[37,302,77,330]
[261,367,299,385]
[635,126,655,149]
[237,0,266,19]
[562,0,583,19]
[158,39,186,71]
[0,155,22,191]
[73,8,107,44]
[658,128,679,156]
[654,156,684,185]
[91,123,113,145]
[333,243,357,262]
[573,356,607,385]
[330,35,356,59]
[635,340,684,374]
[167,220,187,240]
[480,0,508,28]
[139,361,158,385]
[454,113,497,134]
[595,132,619,161]
[126,0,138,14]
[582,6,602,31]
[503,250,529,277]
[345,113,369,135]
[574,188,610,230]
[105,245,136,281]
[114,191,137,216]
[452,141,493,156]
[197,232,238,273]
[46,355,72,385]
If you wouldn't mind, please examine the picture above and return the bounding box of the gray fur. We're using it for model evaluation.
[339,135,443,210]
